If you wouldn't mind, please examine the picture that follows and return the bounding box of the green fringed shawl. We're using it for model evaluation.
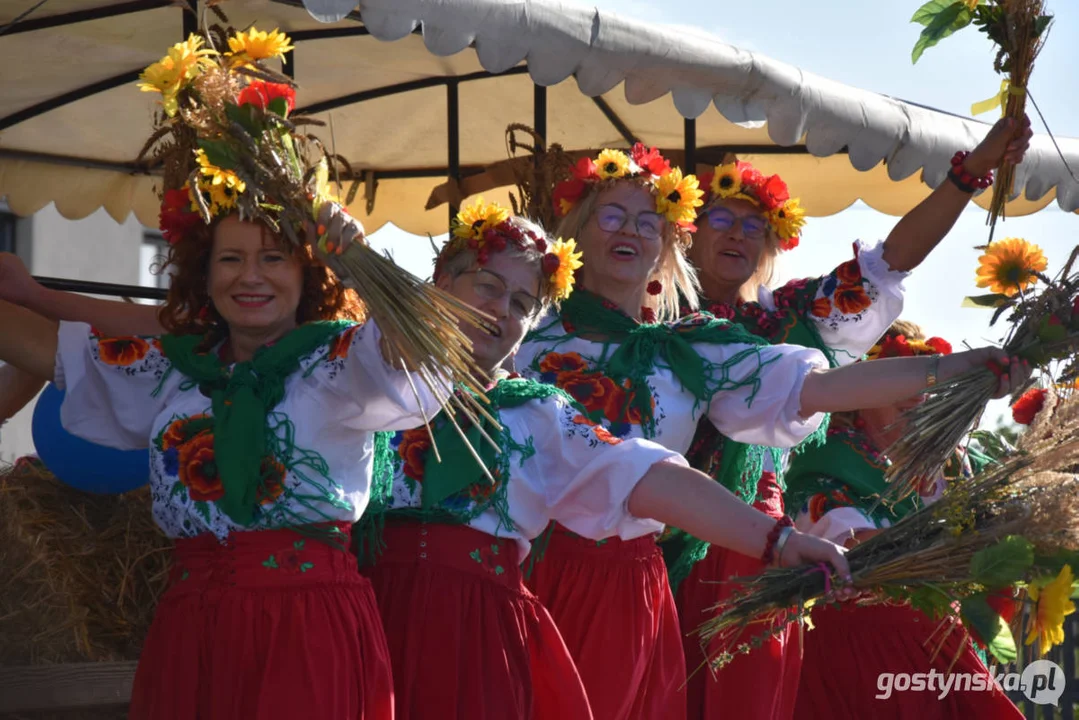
[358,378,579,563]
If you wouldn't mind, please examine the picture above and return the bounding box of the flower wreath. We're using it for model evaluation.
[866,333,952,360]
[698,161,807,251]
[434,198,583,304]
[551,143,705,230]
[138,27,337,247]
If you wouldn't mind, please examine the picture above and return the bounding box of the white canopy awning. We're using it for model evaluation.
[1,0,1076,237]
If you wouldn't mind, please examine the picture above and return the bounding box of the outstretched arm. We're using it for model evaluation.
[0,299,59,381]
[880,115,1032,272]
[628,459,852,579]
[799,348,1027,416]
[0,253,164,336]
[0,363,47,421]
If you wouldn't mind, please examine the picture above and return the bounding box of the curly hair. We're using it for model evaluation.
[156,217,364,347]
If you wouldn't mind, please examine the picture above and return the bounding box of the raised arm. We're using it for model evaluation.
[0,299,59,380]
[799,348,1026,416]
[880,115,1031,272]
[0,252,164,336]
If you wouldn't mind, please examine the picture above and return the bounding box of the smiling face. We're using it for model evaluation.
[436,249,544,373]
[207,216,304,340]
[575,181,666,293]
[688,197,773,291]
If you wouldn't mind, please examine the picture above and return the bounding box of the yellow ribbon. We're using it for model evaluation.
[971,79,1026,117]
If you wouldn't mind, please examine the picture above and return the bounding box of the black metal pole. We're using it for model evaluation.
[34,277,168,301]
[283,50,296,79]
[181,0,197,38]
[447,80,461,227]
[684,117,697,174]
[533,83,547,143]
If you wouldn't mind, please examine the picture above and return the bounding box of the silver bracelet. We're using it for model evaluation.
[773,526,795,566]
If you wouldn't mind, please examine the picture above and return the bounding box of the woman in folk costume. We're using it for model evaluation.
[672,115,1032,720]
[0,29,461,720]
[351,200,856,720]
[786,321,1023,720]
[512,144,1029,720]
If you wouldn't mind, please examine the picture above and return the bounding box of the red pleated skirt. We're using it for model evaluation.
[675,475,802,720]
[526,524,686,720]
[361,520,592,720]
[129,524,393,720]
[795,602,1025,720]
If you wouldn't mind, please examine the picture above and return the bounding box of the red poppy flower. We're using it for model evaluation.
[756,175,790,211]
[571,156,599,181]
[398,427,432,482]
[925,337,953,355]
[738,162,763,188]
[179,431,224,502]
[159,188,200,245]
[630,143,672,177]
[257,457,287,505]
[98,337,150,366]
[539,351,589,375]
[778,235,800,252]
[810,297,833,318]
[832,283,872,315]
[877,334,913,359]
[836,260,862,285]
[160,413,210,451]
[969,588,1020,649]
[237,81,296,116]
[552,177,587,217]
[560,372,621,417]
[328,325,359,361]
[1012,388,1048,425]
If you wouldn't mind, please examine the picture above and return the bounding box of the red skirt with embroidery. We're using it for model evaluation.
[128,524,393,720]
[525,524,686,720]
[361,520,592,720]
[795,602,1024,720]
[676,474,802,720]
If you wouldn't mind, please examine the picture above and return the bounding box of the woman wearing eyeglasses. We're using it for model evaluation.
[512,144,1028,720]
[673,115,1032,720]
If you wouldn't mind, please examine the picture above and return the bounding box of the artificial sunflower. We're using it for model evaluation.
[709,162,743,199]
[654,169,704,226]
[1024,564,1076,653]
[768,198,806,241]
[452,197,511,242]
[546,237,584,302]
[974,237,1048,296]
[137,34,216,117]
[193,149,246,213]
[227,27,295,63]
[595,149,631,180]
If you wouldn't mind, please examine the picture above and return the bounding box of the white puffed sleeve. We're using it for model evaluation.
[54,322,177,450]
[795,506,882,547]
[506,395,686,541]
[308,321,448,432]
[761,241,907,364]
[699,340,829,448]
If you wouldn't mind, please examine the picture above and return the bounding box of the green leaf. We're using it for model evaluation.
[195,501,213,524]
[1034,14,1053,40]
[267,97,291,118]
[905,585,953,620]
[912,3,973,63]
[969,430,1012,461]
[196,139,239,170]
[911,0,961,27]
[170,482,186,499]
[961,293,1014,309]
[225,102,262,137]
[961,593,1018,663]
[970,536,1034,589]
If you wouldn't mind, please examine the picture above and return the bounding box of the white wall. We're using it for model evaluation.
[0,204,146,465]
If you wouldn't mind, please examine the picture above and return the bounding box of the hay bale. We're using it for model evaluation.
[0,455,171,670]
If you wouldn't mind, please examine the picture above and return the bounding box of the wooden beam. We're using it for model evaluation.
[0,662,137,712]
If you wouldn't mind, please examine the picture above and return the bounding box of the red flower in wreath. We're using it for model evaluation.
[179,431,224,502]
[98,337,150,367]
[924,337,953,355]
[835,259,862,285]
[159,188,200,245]
[1012,388,1048,426]
[810,297,832,318]
[539,351,589,375]
[398,427,432,482]
[631,143,672,177]
[257,457,287,505]
[237,81,296,116]
[832,283,872,315]
[328,325,359,361]
[756,175,790,211]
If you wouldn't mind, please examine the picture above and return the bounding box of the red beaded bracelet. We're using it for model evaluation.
[761,516,794,566]
[948,151,994,193]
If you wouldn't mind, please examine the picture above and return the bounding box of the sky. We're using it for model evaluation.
[364,0,1079,427]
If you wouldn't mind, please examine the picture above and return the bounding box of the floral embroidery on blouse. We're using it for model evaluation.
[536,351,658,437]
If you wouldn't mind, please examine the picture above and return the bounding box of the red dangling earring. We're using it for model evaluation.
[640,307,657,324]
[647,280,663,295]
